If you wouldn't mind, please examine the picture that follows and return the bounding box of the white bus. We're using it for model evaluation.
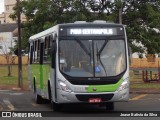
[28,20,130,111]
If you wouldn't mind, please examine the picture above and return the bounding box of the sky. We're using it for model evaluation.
[0,0,4,14]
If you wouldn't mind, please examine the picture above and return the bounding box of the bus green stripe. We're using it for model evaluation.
[40,65,44,89]
[87,79,123,92]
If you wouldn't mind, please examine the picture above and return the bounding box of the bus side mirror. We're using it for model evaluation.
[14,48,18,56]
[60,58,66,64]
[60,58,67,71]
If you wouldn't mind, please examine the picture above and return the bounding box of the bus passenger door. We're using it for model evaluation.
[50,33,57,102]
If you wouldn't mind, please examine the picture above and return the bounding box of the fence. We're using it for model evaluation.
[0,55,28,65]
[130,58,160,68]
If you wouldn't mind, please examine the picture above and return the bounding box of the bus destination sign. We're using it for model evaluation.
[67,27,123,36]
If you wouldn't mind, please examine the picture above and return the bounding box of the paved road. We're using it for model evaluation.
[0,90,160,118]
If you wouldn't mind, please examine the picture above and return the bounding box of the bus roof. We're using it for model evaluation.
[59,21,123,27]
[29,21,124,42]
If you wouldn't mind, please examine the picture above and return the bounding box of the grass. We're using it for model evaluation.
[0,65,29,89]
[131,83,160,89]
[130,70,160,91]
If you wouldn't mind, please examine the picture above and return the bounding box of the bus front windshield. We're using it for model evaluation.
[59,39,126,77]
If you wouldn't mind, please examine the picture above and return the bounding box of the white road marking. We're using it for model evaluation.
[0,90,23,96]
[130,94,148,101]
[31,102,39,107]
[0,90,11,92]
[3,98,15,111]
[0,103,3,111]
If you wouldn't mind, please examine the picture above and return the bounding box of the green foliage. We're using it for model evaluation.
[123,0,160,54]
[10,0,160,55]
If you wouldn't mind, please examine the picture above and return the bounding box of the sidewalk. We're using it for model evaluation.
[0,85,29,91]
[130,88,160,94]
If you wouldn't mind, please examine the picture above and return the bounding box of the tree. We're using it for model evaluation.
[123,0,160,54]
[0,40,16,76]
[10,0,160,56]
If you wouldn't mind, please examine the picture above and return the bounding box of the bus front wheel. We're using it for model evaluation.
[48,82,63,111]
[52,102,63,111]
[106,102,114,111]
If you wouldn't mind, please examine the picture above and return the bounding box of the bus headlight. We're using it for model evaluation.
[118,78,129,92]
[58,80,72,93]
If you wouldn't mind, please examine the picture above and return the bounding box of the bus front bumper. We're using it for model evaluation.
[56,88,129,103]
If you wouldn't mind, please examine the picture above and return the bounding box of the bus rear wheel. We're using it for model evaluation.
[106,102,114,111]
[35,93,43,104]
[33,79,43,104]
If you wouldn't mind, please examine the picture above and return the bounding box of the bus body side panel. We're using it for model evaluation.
[43,64,50,92]
[31,64,41,93]
[29,25,59,100]
[50,68,56,102]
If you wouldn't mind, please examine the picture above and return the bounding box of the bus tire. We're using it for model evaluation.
[48,81,52,103]
[33,79,43,104]
[52,101,62,112]
[35,93,43,104]
[106,102,114,111]
[33,78,36,94]
[48,81,63,111]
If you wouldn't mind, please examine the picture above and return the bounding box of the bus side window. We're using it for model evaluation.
[48,36,51,48]
[48,36,51,55]
[33,42,35,62]
[44,37,49,63]
[47,36,51,61]
[37,40,40,63]
[35,40,38,63]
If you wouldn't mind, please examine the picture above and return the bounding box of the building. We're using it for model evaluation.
[0,0,26,24]
[0,23,18,54]
[0,0,25,54]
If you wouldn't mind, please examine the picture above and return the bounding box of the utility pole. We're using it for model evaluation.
[17,0,23,89]
[119,7,122,24]
[108,0,123,24]
[119,0,123,24]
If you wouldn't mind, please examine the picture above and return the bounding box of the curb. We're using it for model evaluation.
[12,88,30,91]
[0,87,29,91]
[130,91,160,94]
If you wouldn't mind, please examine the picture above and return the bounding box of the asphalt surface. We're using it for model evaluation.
[0,90,160,117]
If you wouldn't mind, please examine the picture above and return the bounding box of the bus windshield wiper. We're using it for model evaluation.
[98,39,109,55]
[96,43,107,76]
[98,35,125,54]
[75,38,91,56]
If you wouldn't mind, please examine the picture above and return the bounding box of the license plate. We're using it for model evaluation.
[88,98,102,103]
